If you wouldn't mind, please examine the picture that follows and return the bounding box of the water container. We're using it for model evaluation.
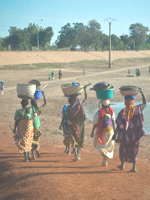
[96,88,114,99]
[72,82,80,86]
[34,90,43,99]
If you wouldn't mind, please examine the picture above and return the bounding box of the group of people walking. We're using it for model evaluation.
[59,82,146,172]
[13,80,147,173]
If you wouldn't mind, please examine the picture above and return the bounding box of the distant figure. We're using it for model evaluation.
[138,69,141,76]
[58,70,62,79]
[48,74,51,80]
[83,70,86,76]
[8,45,11,51]
[135,68,139,77]
[51,71,55,80]
[128,69,130,75]
[0,81,4,95]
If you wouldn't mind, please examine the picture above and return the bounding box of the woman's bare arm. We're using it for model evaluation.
[139,89,147,111]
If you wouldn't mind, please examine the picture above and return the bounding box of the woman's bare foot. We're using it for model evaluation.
[130,168,136,172]
[117,165,124,170]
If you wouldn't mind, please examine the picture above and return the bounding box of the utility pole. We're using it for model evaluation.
[104,18,116,68]
[37,19,43,51]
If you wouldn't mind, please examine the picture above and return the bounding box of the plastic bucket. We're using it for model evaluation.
[96,89,114,99]
[34,90,43,99]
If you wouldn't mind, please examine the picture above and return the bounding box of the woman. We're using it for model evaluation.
[113,89,146,172]
[91,99,115,166]
[58,70,62,79]
[13,99,35,162]
[51,70,55,79]
[67,95,86,161]
[30,91,46,159]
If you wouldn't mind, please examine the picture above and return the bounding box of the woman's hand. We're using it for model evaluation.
[13,129,16,134]
[59,125,62,130]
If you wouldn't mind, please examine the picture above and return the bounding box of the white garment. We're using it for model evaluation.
[93,111,115,158]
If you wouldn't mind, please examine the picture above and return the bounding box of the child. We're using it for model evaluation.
[0,81,4,95]
[59,99,71,154]
[30,91,46,159]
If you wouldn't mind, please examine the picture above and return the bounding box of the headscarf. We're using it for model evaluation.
[100,99,110,107]
[123,95,135,121]
[21,99,29,108]
[97,99,113,144]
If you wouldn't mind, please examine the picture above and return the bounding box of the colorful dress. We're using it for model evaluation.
[116,105,146,163]
[30,106,42,151]
[51,71,55,79]
[93,107,115,158]
[62,104,70,136]
[0,85,4,95]
[14,108,35,153]
[66,97,86,148]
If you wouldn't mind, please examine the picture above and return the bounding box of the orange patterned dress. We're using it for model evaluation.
[14,108,34,153]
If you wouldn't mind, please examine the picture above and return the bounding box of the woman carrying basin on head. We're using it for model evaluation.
[112,87,146,172]
[61,82,90,161]
[13,99,35,162]
[91,82,116,166]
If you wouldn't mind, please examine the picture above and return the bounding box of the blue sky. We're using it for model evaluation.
[0,0,150,44]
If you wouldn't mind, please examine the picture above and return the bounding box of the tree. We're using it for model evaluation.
[30,26,53,50]
[111,34,121,50]
[56,23,75,48]
[56,20,102,51]
[100,34,109,52]
[4,26,30,50]
[39,27,54,50]
[4,30,22,50]
[24,23,37,50]
[120,34,133,51]
[129,23,149,51]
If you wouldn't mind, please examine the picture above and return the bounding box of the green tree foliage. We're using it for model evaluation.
[0,20,150,51]
[111,34,121,50]
[30,26,53,50]
[129,23,149,51]
[56,23,75,48]
[3,27,22,50]
[120,34,133,51]
[100,33,109,52]
[3,24,37,50]
[56,20,102,51]
[39,27,54,50]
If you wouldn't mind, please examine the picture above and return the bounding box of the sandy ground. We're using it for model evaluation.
[0,51,150,200]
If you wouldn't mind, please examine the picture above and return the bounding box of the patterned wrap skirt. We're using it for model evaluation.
[14,118,34,153]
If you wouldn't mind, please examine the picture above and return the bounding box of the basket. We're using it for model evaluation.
[96,88,114,99]
[34,90,43,99]
[61,83,84,97]
[120,90,139,96]
[17,84,36,99]
[119,85,140,96]
[28,79,41,90]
